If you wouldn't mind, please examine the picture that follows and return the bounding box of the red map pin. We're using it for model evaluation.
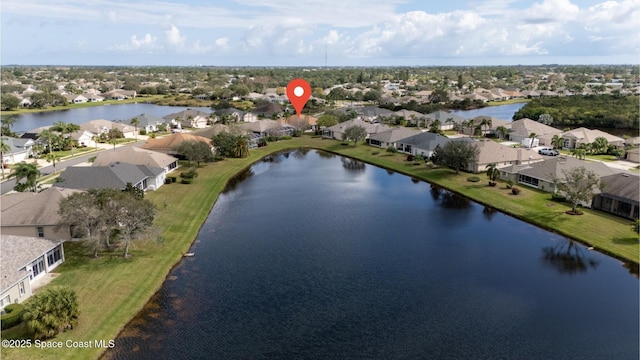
[286,78,311,117]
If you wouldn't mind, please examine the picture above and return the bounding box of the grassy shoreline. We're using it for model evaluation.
[0,95,165,116]
[1,136,637,360]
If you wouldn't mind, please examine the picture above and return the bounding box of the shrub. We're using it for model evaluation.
[506,179,514,189]
[180,168,198,179]
[372,151,380,155]
[406,154,414,161]
[512,187,521,195]
[149,133,156,139]
[139,129,147,136]
[181,178,193,184]
[386,146,398,153]
[467,176,481,182]
[23,286,79,340]
[164,178,172,184]
[1,303,25,329]
[488,181,497,187]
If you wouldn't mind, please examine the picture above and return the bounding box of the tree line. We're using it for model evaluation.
[514,94,639,129]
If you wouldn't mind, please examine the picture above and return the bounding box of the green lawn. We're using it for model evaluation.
[1,96,165,116]
[486,98,530,106]
[2,135,637,360]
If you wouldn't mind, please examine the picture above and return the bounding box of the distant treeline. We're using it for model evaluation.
[514,94,639,129]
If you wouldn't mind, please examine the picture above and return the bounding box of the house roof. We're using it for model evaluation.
[359,106,393,118]
[54,162,154,190]
[79,119,135,134]
[213,107,245,117]
[624,137,640,146]
[517,156,618,182]
[1,136,34,154]
[125,113,166,127]
[510,118,561,137]
[599,173,640,203]
[1,235,64,293]
[474,140,544,165]
[393,109,426,119]
[368,127,422,143]
[1,187,81,227]
[91,146,177,169]
[239,119,287,133]
[561,127,625,144]
[326,119,391,135]
[397,131,455,152]
[162,109,212,122]
[254,103,284,117]
[141,133,211,151]
[284,115,318,128]
[424,110,467,123]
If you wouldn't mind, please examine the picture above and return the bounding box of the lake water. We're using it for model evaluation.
[5,103,524,134]
[5,104,212,133]
[103,150,638,360]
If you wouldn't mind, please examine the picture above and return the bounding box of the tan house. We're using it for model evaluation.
[367,127,421,149]
[1,187,81,240]
[559,127,625,149]
[92,146,178,174]
[323,119,391,141]
[79,119,136,138]
[509,118,561,145]
[1,235,65,310]
[466,140,543,173]
[141,133,213,155]
[625,148,640,163]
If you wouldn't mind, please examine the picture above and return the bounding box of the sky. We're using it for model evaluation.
[1,0,639,66]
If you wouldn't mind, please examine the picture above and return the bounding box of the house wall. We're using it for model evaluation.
[0,225,71,240]
[592,195,638,220]
[627,151,640,163]
[0,277,32,309]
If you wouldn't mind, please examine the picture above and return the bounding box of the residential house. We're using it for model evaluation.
[1,235,65,310]
[141,133,213,156]
[239,119,295,138]
[64,94,88,104]
[213,108,258,123]
[84,93,104,102]
[468,140,544,173]
[68,130,97,148]
[323,119,391,141]
[500,156,617,194]
[254,103,286,118]
[163,109,212,129]
[367,127,421,149]
[592,173,639,220]
[358,106,393,122]
[101,89,137,100]
[559,127,625,149]
[509,118,562,145]
[396,132,458,158]
[20,126,50,141]
[125,113,168,133]
[54,162,165,191]
[466,116,510,137]
[79,119,136,138]
[91,146,178,175]
[392,109,427,126]
[1,187,81,240]
[424,110,467,130]
[284,115,318,131]
[1,136,35,164]
[625,148,640,163]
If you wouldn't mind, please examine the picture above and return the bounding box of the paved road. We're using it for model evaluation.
[1,142,144,195]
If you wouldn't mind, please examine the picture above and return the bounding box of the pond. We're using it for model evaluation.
[103,150,638,360]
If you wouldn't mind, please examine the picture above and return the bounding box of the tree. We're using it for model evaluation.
[38,129,62,152]
[212,131,239,158]
[1,94,20,110]
[51,121,80,149]
[0,138,9,179]
[496,125,508,140]
[538,113,554,125]
[552,166,602,214]
[431,140,479,174]
[10,162,40,192]
[130,117,139,141]
[59,192,105,257]
[45,153,62,174]
[23,286,79,340]
[115,194,156,258]
[233,135,250,158]
[591,136,608,155]
[571,147,586,160]
[428,119,443,135]
[485,162,500,182]
[173,140,215,165]
[343,125,366,146]
[551,134,563,150]
[317,114,339,128]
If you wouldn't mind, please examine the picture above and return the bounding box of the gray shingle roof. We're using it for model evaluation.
[396,131,455,152]
[1,235,63,292]
[599,173,640,203]
[368,127,421,143]
[162,109,212,121]
[1,187,82,227]
[518,156,618,182]
[425,110,467,123]
[54,162,153,190]
[92,147,177,169]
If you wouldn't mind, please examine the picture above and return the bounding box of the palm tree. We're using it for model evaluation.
[31,144,44,165]
[0,138,9,179]
[551,134,563,150]
[38,129,62,152]
[428,119,442,134]
[571,147,586,160]
[233,135,250,158]
[45,153,62,174]
[130,117,139,141]
[51,122,80,150]
[485,163,500,183]
[591,137,609,155]
[495,125,508,140]
[528,132,538,147]
[10,162,40,192]
[23,286,79,340]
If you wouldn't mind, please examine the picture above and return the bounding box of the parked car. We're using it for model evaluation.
[538,148,559,156]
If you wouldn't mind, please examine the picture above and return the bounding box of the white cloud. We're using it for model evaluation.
[165,24,186,47]
[112,33,158,52]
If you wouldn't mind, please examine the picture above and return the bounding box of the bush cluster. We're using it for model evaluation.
[467,176,480,182]
[1,303,25,329]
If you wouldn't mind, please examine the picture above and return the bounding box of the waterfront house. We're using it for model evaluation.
[1,187,81,240]
[141,133,213,156]
[91,146,178,175]
[468,140,544,173]
[54,162,165,191]
[1,235,65,310]
[213,108,258,123]
[0,136,34,164]
[367,127,422,149]
[162,109,212,129]
[509,118,561,145]
[125,113,168,133]
[625,148,640,163]
[592,173,640,220]
[79,119,136,138]
[396,131,457,158]
[323,119,391,141]
[558,127,625,150]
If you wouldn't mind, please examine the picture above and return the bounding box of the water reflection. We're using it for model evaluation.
[541,241,599,275]
[292,148,311,159]
[222,168,254,193]
[483,206,498,221]
[316,150,335,159]
[341,158,365,172]
[440,191,471,209]
[430,184,442,201]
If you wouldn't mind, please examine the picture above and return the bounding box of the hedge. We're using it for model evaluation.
[1,303,25,329]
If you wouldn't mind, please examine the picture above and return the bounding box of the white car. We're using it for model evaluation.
[538,148,559,156]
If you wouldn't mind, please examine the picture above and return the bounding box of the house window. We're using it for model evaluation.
[0,295,10,307]
[19,282,25,295]
[36,226,44,238]
[47,246,62,267]
[518,174,539,187]
[563,139,570,148]
[30,257,45,280]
